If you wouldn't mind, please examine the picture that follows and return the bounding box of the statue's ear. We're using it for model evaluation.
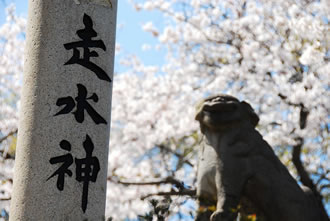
[195,100,204,121]
[195,111,202,121]
[241,101,259,128]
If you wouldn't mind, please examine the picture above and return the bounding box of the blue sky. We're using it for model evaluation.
[0,0,166,73]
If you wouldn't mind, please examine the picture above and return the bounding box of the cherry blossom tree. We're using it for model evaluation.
[0,4,24,146]
[0,0,329,220]
[107,0,329,219]
[0,4,25,217]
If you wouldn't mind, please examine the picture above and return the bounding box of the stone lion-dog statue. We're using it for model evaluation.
[195,94,324,221]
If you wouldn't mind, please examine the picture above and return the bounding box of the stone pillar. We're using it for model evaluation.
[10,0,117,220]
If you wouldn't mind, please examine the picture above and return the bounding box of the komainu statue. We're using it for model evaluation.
[195,94,325,221]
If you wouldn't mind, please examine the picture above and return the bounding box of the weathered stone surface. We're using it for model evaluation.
[195,94,324,221]
[10,0,117,220]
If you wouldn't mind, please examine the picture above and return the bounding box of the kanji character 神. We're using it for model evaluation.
[47,135,100,213]
[46,140,73,191]
[75,134,100,212]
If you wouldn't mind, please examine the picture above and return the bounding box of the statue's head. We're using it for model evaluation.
[195,94,259,132]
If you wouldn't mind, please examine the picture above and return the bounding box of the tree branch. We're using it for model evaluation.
[158,144,193,167]
[141,189,196,200]
[279,97,328,219]
[278,94,328,219]
[108,176,187,190]
[320,184,330,191]
[278,94,313,188]
[293,139,329,219]
[0,129,18,144]
[108,175,196,200]
[292,137,315,190]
